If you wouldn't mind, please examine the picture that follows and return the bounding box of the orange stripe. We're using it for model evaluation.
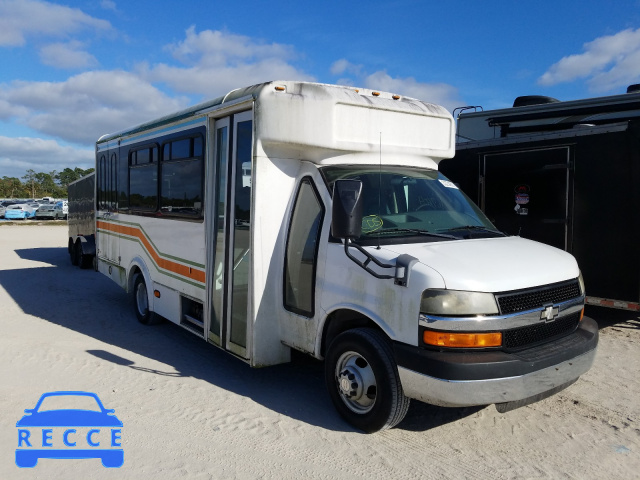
[97,220,205,283]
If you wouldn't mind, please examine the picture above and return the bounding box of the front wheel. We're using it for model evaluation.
[133,274,161,325]
[324,328,410,433]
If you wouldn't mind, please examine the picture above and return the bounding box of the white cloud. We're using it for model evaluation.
[539,28,640,92]
[0,0,111,47]
[0,71,189,144]
[100,0,117,12]
[140,26,315,96]
[0,136,93,179]
[364,72,462,111]
[0,26,316,155]
[39,41,99,69]
[329,59,356,76]
[331,62,462,111]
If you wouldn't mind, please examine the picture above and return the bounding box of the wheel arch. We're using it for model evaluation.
[126,256,151,295]
[319,307,393,359]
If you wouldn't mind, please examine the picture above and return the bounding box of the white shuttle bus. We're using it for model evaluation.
[92,81,597,432]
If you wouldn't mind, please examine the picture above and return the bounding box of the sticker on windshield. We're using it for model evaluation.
[438,180,458,189]
[361,215,383,234]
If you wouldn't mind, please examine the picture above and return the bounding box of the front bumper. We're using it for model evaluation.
[395,316,598,407]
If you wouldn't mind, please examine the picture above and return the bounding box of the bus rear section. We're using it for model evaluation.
[92,81,597,432]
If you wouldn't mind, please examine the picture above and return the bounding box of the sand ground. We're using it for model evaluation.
[0,225,638,479]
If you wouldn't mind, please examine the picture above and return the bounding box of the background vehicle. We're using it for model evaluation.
[58,200,69,219]
[71,81,597,432]
[1,201,19,218]
[5,204,35,220]
[35,203,65,220]
[441,85,640,312]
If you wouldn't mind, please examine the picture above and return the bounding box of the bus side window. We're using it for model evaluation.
[129,146,159,211]
[284,178,325,317]
[160,135,204,219]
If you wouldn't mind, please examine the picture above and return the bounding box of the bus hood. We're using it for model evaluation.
[384,236,579,293]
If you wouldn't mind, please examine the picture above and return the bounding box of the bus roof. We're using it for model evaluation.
[97,82,270,144]
[97,81,455,164]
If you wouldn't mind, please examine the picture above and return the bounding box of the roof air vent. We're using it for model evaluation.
[512,95,560,108]
[627,84,640,94]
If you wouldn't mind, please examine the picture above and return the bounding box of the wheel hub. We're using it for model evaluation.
[338,368,363,400]
[334,351,377,414]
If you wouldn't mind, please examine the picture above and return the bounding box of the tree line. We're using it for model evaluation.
[0,167,95,199]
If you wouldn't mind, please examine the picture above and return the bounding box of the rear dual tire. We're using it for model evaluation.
[70,240,92,269]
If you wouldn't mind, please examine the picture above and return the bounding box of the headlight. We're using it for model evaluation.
[421,289,499,315]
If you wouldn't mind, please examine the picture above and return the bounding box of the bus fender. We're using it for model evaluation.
[126,256,152,296]
[316,304,396,360]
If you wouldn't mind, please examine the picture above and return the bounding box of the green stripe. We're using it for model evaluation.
[98,229,205,289]
[98,218,206,268]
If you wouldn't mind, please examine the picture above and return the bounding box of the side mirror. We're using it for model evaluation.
[331,179,363,239]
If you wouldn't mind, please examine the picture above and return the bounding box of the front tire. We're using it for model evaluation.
[324,328,410,433]
[133,274,160,325]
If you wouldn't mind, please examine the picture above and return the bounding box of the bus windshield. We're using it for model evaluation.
[321,165,503,243]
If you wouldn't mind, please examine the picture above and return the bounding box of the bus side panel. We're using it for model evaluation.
[96,122,208,326]
[116,214,206,321]
[250,154,299,366]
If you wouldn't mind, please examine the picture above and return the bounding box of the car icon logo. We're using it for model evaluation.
[15,391,123,468]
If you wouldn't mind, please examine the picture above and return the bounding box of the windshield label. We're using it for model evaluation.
[438,179,458,189]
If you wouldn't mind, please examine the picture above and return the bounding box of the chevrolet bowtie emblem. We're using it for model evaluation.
[541,305,559,322]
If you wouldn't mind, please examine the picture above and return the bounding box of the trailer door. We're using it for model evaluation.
[207,111,253,359]
[483,147,571,250]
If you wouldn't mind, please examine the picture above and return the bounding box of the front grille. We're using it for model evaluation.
[496,280,581,315]
[503,311,581,350]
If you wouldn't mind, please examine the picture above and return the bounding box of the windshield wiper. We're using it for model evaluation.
[367,228,458,240]
[444,225,507,236]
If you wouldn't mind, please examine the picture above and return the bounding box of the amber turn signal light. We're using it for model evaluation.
[423,330,502,348]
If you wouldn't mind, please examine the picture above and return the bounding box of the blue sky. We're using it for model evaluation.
[1,0,640,179]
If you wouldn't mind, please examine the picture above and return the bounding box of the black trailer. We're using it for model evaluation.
[440,87,640,311]
[67,172,96,269]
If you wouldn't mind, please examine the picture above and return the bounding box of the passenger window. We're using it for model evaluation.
[284,178,324,316]
[129,146,158,211]
[160,135,204,218]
